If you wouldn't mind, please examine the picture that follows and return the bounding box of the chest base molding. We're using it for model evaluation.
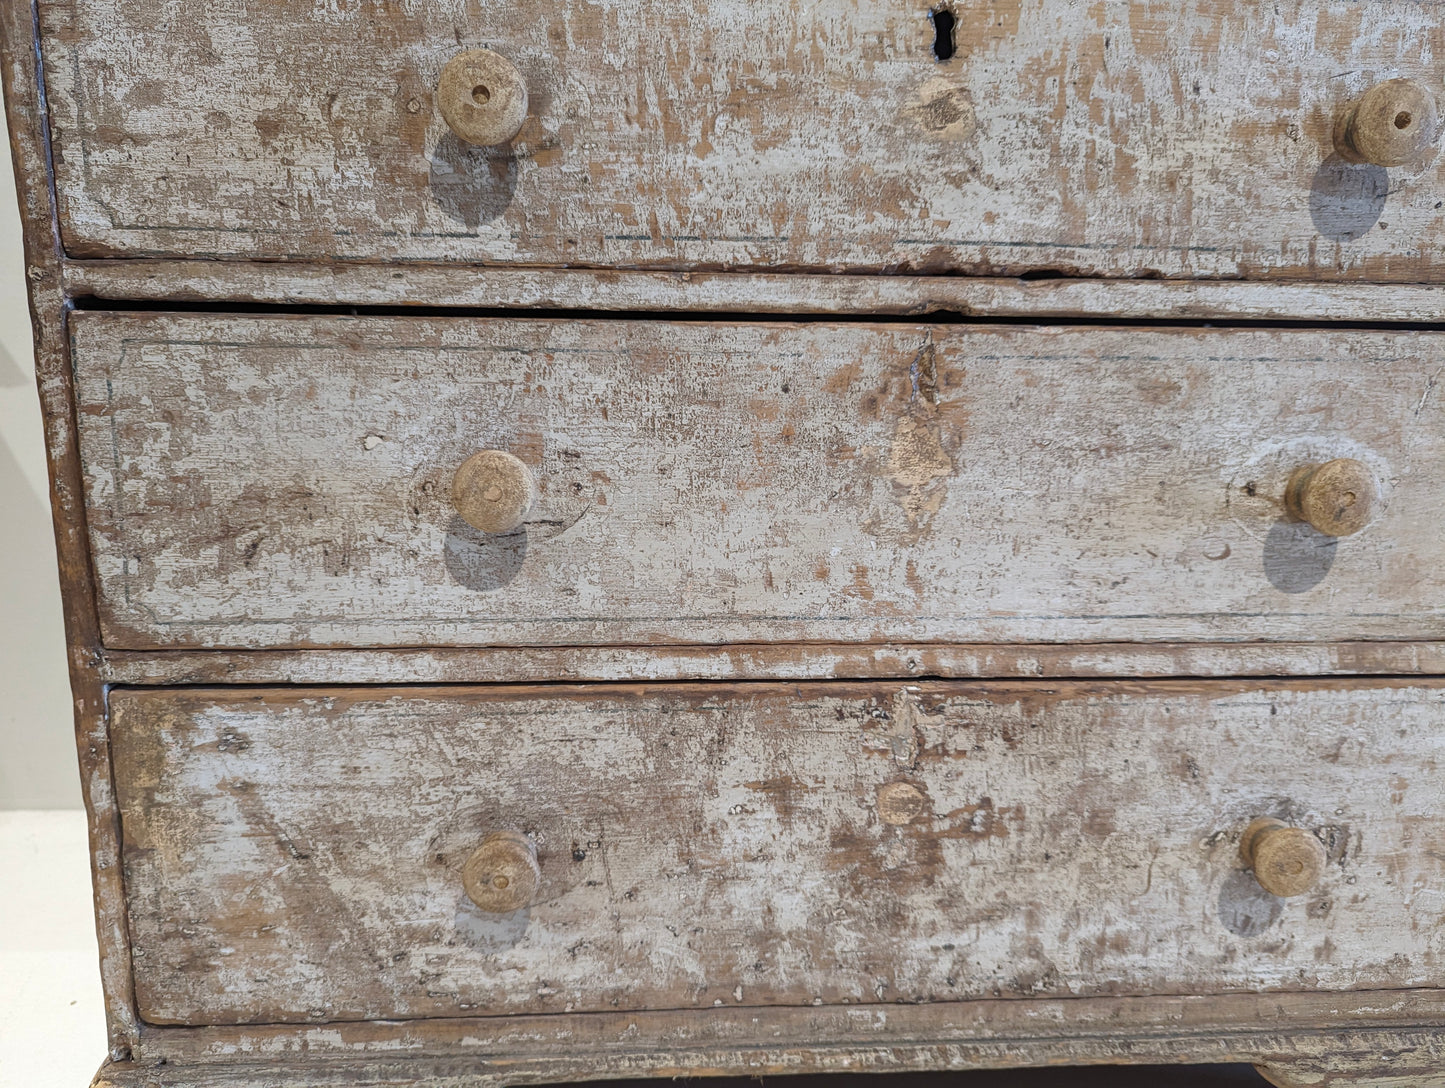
[96,1016,1445,1088]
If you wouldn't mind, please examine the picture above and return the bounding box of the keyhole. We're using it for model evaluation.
[930,7,956,61]
[472,84,492,105]
[1395,110,1413,130]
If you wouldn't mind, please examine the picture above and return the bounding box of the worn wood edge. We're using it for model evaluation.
[1257,1035,1445,1088]
[99,641,1445,687]
[60,259,1445,321]
[1254,1046,1445,1086]
[121,675,1445,712]
[100,1023,1445,1087]
[126,988,1445,1065]
[0,0,138,1059]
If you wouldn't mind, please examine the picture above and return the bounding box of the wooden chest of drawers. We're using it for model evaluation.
[6,0,1445,1084]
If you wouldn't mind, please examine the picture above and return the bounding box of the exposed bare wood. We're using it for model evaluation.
[97,641,1445,687]
[58,261,1445,320]
[0,0,138,1057]
[37,0,1445,280]
[1241,819,1329,899]
[1333,79,1442,168]
[112,679,1445,1026]
[1286,458,1381,538]
[451,450,537,535]
[436,50,529,149]
[1259,1033,1445,1087]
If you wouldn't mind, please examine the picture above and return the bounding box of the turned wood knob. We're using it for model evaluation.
[452,450,536,534]
[1240,817,1327,898]
[1334,78,1441,166]
[437,49,528,146]
[1284,458,1379,537]
[462,831,540,913]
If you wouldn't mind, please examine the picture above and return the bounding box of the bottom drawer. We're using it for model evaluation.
[112,680,1445,1026]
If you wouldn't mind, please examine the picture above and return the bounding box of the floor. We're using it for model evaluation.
[0,810,1269,1088]
[0,811,110,1088]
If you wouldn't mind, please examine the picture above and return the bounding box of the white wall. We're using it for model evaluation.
[0,107,80,809]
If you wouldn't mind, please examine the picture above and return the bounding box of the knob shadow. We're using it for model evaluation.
[429,132,519,230]
[1308,154,1388,241]
[444,514,528,591]
[453,897,530,952]
[1216,868,1283,937]
[1261,517,1337,594]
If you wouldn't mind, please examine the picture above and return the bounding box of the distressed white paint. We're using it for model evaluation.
[111,679,1445,1026]
[15,0,1445,1079]
[71,314,1445,649]
[37,0,1445,277]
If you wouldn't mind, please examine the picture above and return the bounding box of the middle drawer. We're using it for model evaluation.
[72,313,1444,649]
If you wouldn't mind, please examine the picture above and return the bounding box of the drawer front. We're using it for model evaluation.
[113,680,1445,1025]
[73,314,1444,649]
[41,0,1445,277]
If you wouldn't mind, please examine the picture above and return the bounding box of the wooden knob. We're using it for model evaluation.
[437,49,528,146]
[1334,78,1441,166]
[1284,458,1379,537]
[1240,817,1327,898]
[452,450,536,534]
[462,831,539,913]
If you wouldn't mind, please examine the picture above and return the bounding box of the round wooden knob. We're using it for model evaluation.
[1334,78,1441,167]
[462,831,539,913]
[1284,458,1379,537]
[452,450,536,534]
[1240,817,1327,898]
[437,49,528,146]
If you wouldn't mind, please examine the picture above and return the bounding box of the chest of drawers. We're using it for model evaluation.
[6,0,1445,1085]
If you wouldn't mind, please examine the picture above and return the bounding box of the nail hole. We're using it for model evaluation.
[930,7,956,61]
[1395,110,1412,129]
[472,84,492,106]
[492,874,510,889]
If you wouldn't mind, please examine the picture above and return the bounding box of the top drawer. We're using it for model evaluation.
[39,0,1445,276]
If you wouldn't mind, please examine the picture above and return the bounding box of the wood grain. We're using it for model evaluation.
[71,313,1445,649]
[38,0,1445,278]
[112,679,1445,1026]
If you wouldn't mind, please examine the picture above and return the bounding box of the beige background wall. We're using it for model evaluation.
[0,108,78,809]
